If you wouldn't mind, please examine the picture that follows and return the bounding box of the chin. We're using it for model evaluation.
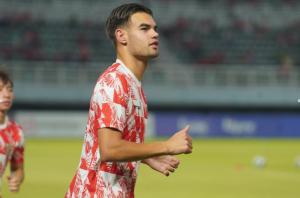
[149,52,159,59]
[0,105,12,111]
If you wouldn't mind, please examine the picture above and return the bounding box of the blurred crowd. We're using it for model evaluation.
[0,0,299,66]
[162,16,300,66]
[0,13,113,63]
[160,0,300,66]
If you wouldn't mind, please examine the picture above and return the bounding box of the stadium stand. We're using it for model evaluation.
[0,0,300,107]
[1,0,299,65]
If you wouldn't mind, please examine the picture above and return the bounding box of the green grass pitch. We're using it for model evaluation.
[2,138,300,198]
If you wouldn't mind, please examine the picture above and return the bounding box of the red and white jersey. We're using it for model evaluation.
[0,116,25,178]
[66,60,148,198]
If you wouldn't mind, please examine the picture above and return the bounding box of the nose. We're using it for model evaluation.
[2,88,12,98]
[152,29,159,39]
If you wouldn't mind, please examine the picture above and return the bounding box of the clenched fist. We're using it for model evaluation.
[166,125,193,155]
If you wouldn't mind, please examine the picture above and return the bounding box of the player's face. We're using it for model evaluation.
[125,12,159,59]
[0,81,14,112]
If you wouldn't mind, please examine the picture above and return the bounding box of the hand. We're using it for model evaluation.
[166,125,193,155]
[7,172,23,192]
[144,155,180,176]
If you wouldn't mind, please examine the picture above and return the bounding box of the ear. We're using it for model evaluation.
[115,28,127,45]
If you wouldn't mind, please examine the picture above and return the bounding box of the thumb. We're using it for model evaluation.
[183,125,190,134]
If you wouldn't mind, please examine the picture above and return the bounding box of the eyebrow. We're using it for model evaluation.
[139,23,158,30]
[0,83,13,88]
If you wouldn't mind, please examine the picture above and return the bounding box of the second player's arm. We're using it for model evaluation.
[98,125,192,162]
[8,162,24,192]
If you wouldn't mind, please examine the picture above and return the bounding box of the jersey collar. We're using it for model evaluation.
[116,59,141,86]
[0,116,9,130]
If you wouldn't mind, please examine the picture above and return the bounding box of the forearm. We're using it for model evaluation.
[98,125,192,162]
[7,165,24,192]
[100,139,169,162]
[10,164,24,183]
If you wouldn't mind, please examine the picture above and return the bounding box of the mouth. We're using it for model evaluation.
[150,41,159,48]
[0,99,12,105]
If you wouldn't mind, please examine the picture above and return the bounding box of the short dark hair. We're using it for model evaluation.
[0,70,13,87]
[105,3,153,43]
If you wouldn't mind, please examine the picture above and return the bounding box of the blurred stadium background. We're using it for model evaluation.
[1,0,300,197]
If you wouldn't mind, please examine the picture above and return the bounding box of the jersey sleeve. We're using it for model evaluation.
[11,126,25,166]
[94,72,129,132]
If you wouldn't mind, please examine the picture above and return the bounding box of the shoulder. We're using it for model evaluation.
[97,63,130,92]
[7,120,25,143]
[8,120,24,133]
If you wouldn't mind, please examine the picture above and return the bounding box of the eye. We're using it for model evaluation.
[5,86,13,92]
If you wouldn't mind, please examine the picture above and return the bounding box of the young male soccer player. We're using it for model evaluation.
[65,3,193,198]
[0,71,25,198]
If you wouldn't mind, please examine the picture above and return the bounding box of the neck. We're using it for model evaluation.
[116,52,148,81]
[0,111,6,124]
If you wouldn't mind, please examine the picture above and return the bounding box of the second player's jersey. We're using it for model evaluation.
[0,117,25,178]
[66,59,148,198]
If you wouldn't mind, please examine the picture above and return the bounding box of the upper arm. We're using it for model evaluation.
[10,146,24,171]
[10,160,24,172]
[98,127,122,161]
[10,126,25,171]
